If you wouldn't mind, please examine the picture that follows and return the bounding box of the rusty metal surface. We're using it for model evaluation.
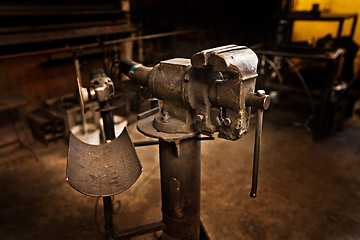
[191,44,238,68]
[137,115,198,142]
[66,127,142,197]
[149,58,195,133]
[191,45,258,79]
[246,91,271,110]
[159,137,201,240]
[191,45,259,140]
[126,45,262,140]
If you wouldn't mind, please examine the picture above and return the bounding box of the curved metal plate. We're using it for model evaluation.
[66,127,142,197]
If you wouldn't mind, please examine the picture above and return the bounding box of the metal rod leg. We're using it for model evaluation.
[103,196,114,239]
[101,107,116,239]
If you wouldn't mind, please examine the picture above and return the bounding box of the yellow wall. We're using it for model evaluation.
[292,0,360,76]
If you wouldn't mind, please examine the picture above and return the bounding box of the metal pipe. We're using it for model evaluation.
[116,221,165,239]
[103,196,114,240]
[133,136,214,147]
[105,29,196,46]
[133,140,159,147]
[101,107,116,141]
[159,137,201,240]
[100,104,116,239]
[0,29,197,60]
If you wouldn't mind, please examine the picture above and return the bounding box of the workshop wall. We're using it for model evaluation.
[0,56,71,102]
[292,0,360,76]
[0,55,103,112]
[130,0,283,49]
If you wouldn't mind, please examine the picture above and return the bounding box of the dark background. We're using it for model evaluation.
[0,0,286,58]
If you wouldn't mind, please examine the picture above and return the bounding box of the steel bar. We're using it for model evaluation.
[105,29,195,46]
[133,140,159,147]
[103,196,114,240]
[137,107,160,120]
[133,136,214,147]
[0,19,127,34]
[0,29,197,60]
[250,109,264,198]
[0,24,136,46]
[116,221,165,239]
[254,48,344,60]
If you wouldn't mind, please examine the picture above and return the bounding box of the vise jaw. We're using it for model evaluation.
[191,45,260,140]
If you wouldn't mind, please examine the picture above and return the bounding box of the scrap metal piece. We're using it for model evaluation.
[66,127,142,197]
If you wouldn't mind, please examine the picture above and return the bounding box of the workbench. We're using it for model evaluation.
[253,45,345,139]
[253,10,358,139]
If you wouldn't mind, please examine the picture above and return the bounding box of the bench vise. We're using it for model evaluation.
[121,45,269,140]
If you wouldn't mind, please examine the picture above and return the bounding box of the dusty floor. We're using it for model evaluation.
[0,106,360,240]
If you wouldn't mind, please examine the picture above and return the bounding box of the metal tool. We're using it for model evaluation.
[118,45,270,240]
[66,68,142,239]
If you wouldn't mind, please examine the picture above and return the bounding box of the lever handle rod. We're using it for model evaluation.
[250,108,264,198]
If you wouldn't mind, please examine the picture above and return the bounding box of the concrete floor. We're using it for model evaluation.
[1,105,360,240]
